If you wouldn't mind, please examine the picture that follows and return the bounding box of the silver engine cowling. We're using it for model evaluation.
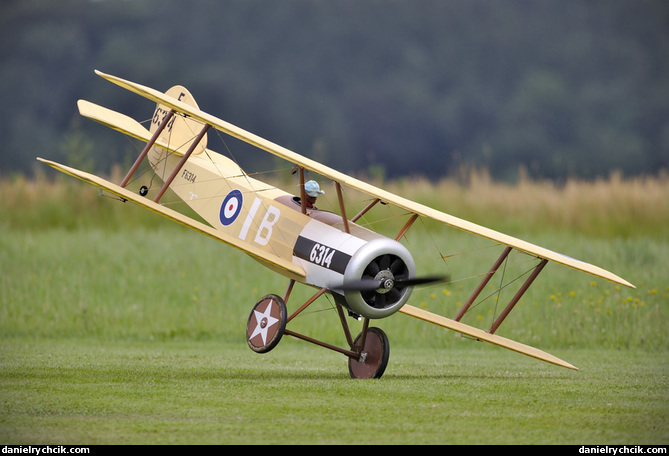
[340,238,416,319]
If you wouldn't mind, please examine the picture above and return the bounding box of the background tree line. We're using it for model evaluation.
[1,0,668,181]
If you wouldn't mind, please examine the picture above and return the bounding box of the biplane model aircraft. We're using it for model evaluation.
[38,70,634,379]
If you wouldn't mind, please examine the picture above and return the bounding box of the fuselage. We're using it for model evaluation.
[147,141,415,319]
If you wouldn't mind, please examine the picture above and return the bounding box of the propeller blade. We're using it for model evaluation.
[394,276,449,287]
[340,279,384,292]
[340,275,448,292]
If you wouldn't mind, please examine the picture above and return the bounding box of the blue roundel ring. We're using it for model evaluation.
[220,189,243,226]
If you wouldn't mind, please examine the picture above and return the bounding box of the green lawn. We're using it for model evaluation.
[1,339,667,444]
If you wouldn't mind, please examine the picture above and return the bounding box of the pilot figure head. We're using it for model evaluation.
[304,180,324,207]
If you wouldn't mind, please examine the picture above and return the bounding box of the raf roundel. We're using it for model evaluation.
[219,189,243,226]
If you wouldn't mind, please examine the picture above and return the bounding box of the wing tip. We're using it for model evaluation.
[622,279,636,289]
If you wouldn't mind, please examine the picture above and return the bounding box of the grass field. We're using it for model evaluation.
[1,340,666,444]
[1,173,668,444]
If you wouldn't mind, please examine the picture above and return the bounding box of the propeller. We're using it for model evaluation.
[340,253,448,310]
[341,275,448,292]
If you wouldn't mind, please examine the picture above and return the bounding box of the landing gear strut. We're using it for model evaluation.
[246,284,391,379]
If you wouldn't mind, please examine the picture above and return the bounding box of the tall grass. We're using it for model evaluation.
[1,172,668,350]
[1,171,162,231]
[382,169,669,239]
[4,169,669,237]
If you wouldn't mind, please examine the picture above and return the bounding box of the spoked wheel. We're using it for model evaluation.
[246,294,287,353]
[348,327,390,379]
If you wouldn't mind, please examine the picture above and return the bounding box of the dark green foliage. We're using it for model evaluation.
[2,0,668,180]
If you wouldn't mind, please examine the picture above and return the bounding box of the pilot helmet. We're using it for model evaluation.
[304,180,325,198]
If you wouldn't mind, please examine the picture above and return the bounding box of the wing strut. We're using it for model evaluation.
[120,109,175,188]
[335,182,351,234]
[395,213,419,241]
[351,198,381,223]
[489,258,548,334]
[455,246,512,322]
[297,167,307,214]
[450,245,549,333]
[154,123,210,203]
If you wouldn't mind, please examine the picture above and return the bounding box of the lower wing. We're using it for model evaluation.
[36,158,306,281]
[399,304,578,370]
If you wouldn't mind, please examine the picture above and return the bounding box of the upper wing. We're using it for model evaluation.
[95,69,634,289]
